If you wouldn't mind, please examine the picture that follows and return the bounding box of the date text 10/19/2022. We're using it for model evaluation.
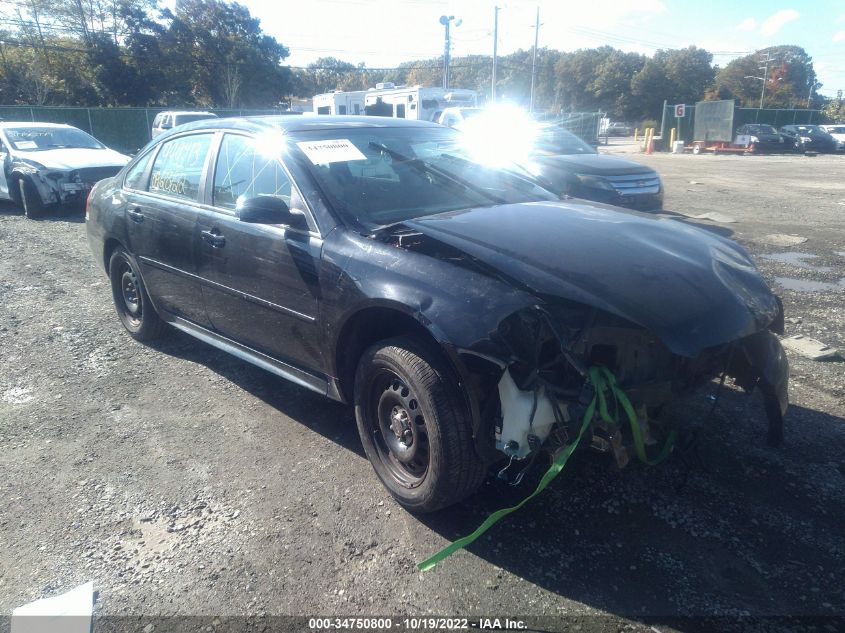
[307,617,528,630]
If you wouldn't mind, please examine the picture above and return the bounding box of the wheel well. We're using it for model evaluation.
[103,238,123,273]
[335,307,450,403]
[9,172,24,204]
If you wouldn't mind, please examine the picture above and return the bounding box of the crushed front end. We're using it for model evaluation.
[466,300,788,475]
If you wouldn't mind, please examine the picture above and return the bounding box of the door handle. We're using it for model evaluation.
[127,208,144,223]
[201,228,226,248]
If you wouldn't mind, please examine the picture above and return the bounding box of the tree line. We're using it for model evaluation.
[0,0,834,121]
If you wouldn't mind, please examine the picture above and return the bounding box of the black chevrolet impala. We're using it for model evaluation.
[86,116,788,512]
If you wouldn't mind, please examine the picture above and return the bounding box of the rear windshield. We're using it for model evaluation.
[5,127,105,151]
[746,125,777,134]
[289,127,556,229]
[174,114,217,125]
[534,128,597,155]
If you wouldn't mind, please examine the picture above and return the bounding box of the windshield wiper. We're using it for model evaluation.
[367,142,505,204]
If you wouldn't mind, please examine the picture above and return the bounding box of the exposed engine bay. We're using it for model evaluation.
[483,305,788,475]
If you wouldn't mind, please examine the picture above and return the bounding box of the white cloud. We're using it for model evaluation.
[759,9,800,37]
[736,17,757,32]
[834,31,845,42]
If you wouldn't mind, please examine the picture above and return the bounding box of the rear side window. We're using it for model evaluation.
[124,151,155,190]
[212,134,292,210]
[148,134,213,201]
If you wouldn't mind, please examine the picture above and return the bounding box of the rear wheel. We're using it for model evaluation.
[19,178,46,219]
[108,247,166,341]
[354,337,486,513]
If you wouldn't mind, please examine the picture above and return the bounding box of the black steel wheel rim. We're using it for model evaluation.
[368,370,430,488]
[118,261,142,326]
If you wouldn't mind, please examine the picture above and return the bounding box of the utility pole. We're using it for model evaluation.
[758,52,774,109]
[491,6,500,103]
[529,6,541,113]
[440,15,457,90]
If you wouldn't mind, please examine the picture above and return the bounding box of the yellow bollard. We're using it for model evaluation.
[634,128,639,142]
[670,127,677,149]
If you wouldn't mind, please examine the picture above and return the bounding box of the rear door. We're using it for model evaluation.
[194,132,324,370]
[124,132,215,327]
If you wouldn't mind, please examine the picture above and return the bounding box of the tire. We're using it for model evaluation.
[19,178,46,219]
[354,337,486,513]
[108,247,166,341]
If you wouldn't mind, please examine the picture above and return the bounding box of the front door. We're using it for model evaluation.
[195,133,323,371]
[124,132,215,327]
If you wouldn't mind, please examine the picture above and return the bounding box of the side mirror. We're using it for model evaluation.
[160,122,172,130]
[236,195,307,228]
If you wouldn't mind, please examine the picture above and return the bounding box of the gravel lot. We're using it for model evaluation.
[1,145,844,632]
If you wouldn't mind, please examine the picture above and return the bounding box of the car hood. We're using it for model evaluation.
[402,201,778,357]
[533,152,654,176]
[16,147,130,170]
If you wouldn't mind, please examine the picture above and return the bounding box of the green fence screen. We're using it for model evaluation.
[662,103,823,144]
[0,106,291,154]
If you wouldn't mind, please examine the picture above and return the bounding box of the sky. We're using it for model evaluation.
[190,0,845,97]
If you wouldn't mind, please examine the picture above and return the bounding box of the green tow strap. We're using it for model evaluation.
[417,366,676,572]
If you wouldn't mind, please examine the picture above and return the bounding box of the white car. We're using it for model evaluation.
[437,107,486,129]
[151,111,218,138]
[821,124,845,151]
[0,122,130,218]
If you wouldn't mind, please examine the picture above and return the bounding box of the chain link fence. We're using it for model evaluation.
[0,106,291,154]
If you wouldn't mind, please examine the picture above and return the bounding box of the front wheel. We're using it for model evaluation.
[19,178,46,219]
[354,337,486,513]
[108,247,166,341]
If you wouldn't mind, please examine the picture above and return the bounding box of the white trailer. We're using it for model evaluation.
[363,83,477,122]
[313,83,477,122]
[312,90,368,116]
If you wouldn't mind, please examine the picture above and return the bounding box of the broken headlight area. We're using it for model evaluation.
[479,304,788,479]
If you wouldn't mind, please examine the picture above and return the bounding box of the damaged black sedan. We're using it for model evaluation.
[85,116,788,513]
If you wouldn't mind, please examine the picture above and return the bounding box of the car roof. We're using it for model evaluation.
[160,114,443,138]
[160,111,216,116]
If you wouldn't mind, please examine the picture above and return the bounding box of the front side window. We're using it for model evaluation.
[212,134,292,210]
[148,133,213,201]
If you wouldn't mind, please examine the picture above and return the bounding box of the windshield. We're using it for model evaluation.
[290,127,557,229]
[795,125,823,134]
[534,127,597,155]
[5,127,105,151]
[826,126,845,134]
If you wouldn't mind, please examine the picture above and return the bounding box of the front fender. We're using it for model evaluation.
[12,163,59,206]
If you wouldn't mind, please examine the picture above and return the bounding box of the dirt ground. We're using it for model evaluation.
[1,144,844,633]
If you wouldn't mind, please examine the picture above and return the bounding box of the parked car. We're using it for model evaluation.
[820,124,845,151]
[526,126,664,210]
[779,124,838,153]
[437,107,486,128]
[86,116,788,513]
[0,122,130,219]
[603,121,633,136]
[734,124,792,152]
[151,111,217,138]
